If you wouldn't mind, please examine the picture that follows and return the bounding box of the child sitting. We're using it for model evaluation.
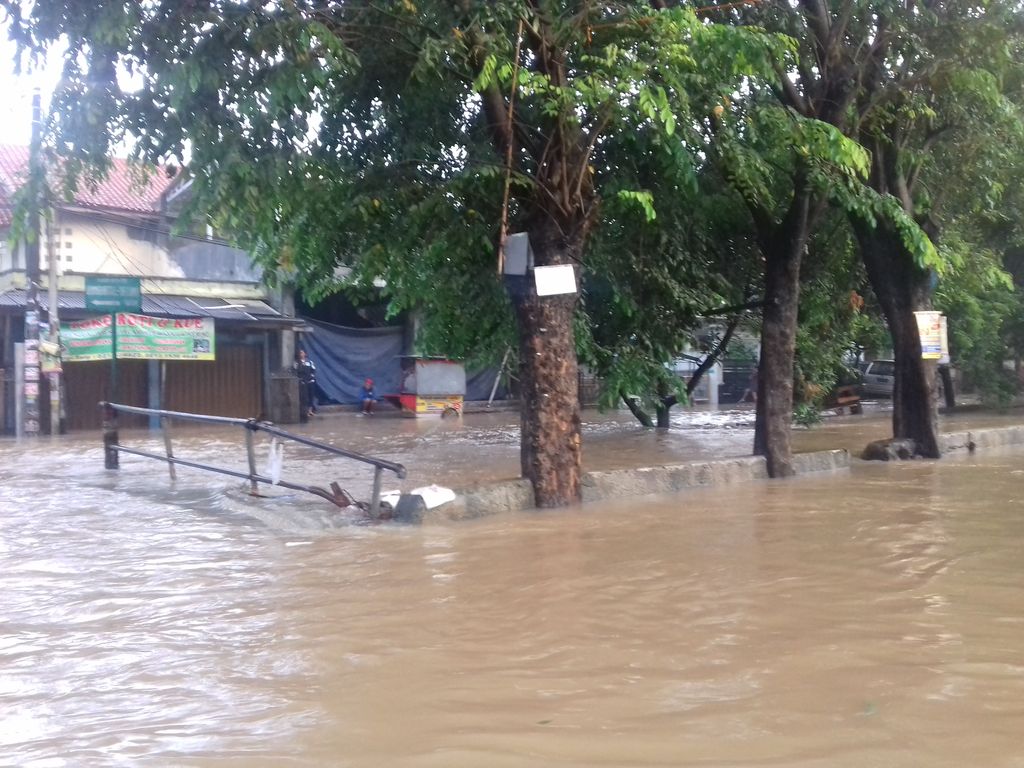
[360,378,376,415]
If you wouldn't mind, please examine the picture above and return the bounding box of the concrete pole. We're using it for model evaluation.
[48,205,62,436]
[147,360,160,430]
[279,283,296,370]
[21,89,42,437]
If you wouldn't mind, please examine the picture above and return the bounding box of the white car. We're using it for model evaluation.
[861,359,895,397]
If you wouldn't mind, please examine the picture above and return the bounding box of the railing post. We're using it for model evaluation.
[160,415,176,481]
[244,423,259,496]
[102,402,119,470]
[369,466,383,518]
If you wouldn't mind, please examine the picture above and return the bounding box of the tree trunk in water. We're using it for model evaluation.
[853,220,940,457]
[939,365,955,409]
[512,219,583,507]
[655,403,671,429]
[753,192,812,477]
[622,392,655,428]
[656,380,671,428]
[653,313,740,430]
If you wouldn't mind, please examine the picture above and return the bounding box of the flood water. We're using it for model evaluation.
[3,406,1024,767]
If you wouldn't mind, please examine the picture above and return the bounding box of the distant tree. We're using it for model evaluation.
[793,219,872,408]
[932,80,1024,406]
[582,163,763,429]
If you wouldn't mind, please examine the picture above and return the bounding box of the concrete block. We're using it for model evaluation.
[792,449,850,472]
[437,478,535,521]
[940,426,1024,454]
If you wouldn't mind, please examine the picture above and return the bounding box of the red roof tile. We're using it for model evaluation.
[0,144,177,227]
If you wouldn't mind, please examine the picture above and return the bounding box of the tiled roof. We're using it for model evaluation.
[0,144,177,227]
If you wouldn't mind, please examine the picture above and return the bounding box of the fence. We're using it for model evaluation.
[99,402,406,517]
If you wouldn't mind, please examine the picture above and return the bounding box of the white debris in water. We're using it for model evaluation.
[411,485,457,509]
[265,439,284,485]
[380,486,456,511]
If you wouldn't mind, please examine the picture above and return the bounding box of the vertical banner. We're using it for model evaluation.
[939,315,951,365]
[914,311,944,360]
[22,308,40,436]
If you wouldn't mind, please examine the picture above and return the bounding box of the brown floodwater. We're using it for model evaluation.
[2,405,1024,766]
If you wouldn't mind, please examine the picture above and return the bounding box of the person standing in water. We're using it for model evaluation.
[293,349,318,419]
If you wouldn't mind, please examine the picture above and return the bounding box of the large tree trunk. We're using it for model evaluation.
[512,216,583,507]
[853,219,940,457]
[753,191,812,477]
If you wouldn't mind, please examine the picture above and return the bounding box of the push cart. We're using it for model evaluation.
[382,356,466,417]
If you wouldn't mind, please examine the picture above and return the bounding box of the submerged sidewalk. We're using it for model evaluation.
[299,401,1024,521]
[436,418,1024,521]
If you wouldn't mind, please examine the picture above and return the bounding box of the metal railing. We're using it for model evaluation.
[100,402,406,517]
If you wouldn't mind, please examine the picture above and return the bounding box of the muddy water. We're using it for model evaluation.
[3,408,1024,766]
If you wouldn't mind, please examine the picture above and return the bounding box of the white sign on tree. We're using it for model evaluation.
[534,264,577,297]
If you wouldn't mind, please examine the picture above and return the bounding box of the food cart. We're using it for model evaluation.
[382,356,466,417]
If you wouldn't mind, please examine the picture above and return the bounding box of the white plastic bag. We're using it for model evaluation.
[265,439,284,485]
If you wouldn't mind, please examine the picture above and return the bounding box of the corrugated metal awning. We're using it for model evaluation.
[0,290,305,328]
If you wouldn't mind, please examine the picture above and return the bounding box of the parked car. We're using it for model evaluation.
[861,359,895,397]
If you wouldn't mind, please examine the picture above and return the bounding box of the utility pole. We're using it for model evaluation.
[21,88,42,438]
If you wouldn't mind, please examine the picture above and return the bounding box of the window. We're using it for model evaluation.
[64,227,72,236]
[127,224,159,244]
[870,361,895,377]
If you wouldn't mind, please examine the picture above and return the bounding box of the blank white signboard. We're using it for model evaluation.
[534,264,577,296]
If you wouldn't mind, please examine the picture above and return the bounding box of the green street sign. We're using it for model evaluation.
[85,276,142,313]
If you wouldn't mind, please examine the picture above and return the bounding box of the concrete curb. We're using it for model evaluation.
[939,425,1024,453]
[433,448,850,522]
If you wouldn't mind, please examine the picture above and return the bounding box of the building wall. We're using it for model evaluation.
[62,359,150,431]
[164,344,263,419]
[0,237,24,272]
[42,210,186,279]
[61,341,264,431]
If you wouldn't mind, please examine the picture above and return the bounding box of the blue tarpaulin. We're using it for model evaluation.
[301,319,405,404]
[300,318,508,404]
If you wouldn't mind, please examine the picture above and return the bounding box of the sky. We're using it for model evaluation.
[0,26,62,147]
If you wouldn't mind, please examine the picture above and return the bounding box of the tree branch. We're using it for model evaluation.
[906,124,954,194]
[686,311,743,396]
[772,67,809,115]
[798,0,832,72]
[826,0,855,55]
[621,391,655,427]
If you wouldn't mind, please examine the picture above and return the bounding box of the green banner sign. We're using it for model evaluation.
[85,276,142,313]
[62,313,216,361]
[62,316,114,361]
